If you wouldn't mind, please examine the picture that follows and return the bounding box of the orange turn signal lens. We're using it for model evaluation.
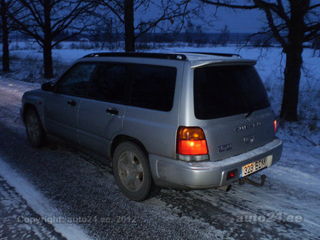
[178,127,206,140]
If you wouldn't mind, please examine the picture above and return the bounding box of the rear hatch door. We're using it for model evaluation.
[193,64,275,161]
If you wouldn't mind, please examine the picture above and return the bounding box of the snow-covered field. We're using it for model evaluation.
[8,45,320,120]
[0,45,319,240]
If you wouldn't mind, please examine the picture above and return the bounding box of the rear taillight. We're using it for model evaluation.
[273,119,279,133]
[177,127,209,161]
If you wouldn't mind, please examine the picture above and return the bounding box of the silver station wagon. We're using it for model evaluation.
[21,52,283,201]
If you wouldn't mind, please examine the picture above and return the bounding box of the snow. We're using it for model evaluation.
[0,43,319,239]
[0,158,91,240]
[0,158,92,240]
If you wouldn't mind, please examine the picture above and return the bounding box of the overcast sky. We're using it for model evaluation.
[190,0,318,33]
[209,7,265,33]
[137,1,266,33]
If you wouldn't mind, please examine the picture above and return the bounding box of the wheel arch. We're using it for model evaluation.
[110,135,149,159]
[22,103,38,123]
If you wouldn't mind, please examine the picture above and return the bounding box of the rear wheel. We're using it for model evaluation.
[25,108,46,148]
[113,142,152,201]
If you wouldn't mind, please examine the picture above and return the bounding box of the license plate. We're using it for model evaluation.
[242,158,267,177]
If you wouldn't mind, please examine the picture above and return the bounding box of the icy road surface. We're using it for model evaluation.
[0,77,319,240]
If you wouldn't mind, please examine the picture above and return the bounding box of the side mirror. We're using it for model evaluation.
[41,82,56,91]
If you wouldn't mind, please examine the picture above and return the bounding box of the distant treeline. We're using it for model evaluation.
[9,32,277,47]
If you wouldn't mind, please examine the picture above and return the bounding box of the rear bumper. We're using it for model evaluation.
[149,139,283,189]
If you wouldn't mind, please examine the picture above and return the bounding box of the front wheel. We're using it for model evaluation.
[113,142,152,201]
[25,108,46,148]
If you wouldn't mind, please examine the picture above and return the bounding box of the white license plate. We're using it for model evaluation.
[242,158,267,177]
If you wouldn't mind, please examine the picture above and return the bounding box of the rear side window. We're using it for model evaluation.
[194,65,270,119]
[130,65,177,111]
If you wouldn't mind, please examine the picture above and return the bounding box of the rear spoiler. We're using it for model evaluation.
[191,59,257,68]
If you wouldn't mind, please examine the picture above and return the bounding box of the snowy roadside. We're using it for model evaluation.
[0,174,65,240]
[0,158,92,240]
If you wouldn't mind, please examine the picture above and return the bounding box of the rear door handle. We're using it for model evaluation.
[106,108,119,115]
[67,100,77,106]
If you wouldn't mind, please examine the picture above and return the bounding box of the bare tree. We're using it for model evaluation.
[96,0,192,52]
[201,0,320,121]
[10,0,95,78]
[0,0,21,72]
[0,0,10,72]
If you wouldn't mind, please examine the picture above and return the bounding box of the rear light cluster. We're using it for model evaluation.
[177,127,209,161]
[273,119,279,133]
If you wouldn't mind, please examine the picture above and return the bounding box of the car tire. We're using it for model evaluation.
[113,142,152,201]
[25,108,46,148]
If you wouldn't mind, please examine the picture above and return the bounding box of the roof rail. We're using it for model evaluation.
[185,52,241,58]
[83,52,187,60]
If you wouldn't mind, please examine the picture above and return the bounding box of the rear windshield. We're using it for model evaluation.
[194,65,270,119]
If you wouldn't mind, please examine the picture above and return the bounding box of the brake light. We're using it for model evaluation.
[273,120,278,133]
[177,127,208,156]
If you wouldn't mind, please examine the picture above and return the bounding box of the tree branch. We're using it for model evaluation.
[18,0,44,28]
[94,0,124,23]
[201,0,257,9]
[309,3,320,10]
[263,7,287,49]
[304,23,320,42]
[135,0,191,39]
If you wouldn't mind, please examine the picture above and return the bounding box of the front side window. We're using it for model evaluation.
[56,63,97,97]
[130,65,177,111]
